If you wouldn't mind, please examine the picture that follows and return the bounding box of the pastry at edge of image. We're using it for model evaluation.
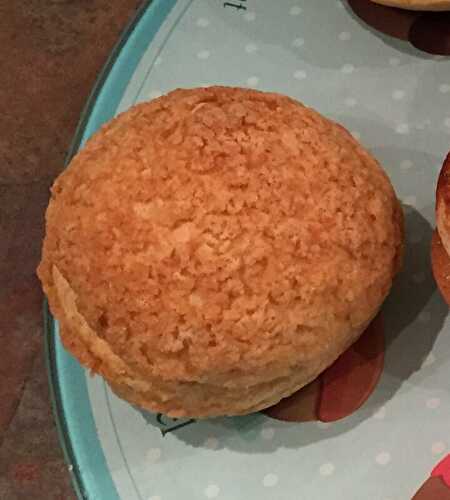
[348,0,450,57]
[370,0,450,10]
[37,86,404,418]
[432,152,450,305]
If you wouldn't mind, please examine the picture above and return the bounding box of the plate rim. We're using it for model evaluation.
[43,1,176,498]
[42,1,450,499]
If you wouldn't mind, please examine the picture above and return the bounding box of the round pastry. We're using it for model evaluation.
[432,152,450,305]
[349,0,450,56]
[38,86,404,418]
[370,0,450,10]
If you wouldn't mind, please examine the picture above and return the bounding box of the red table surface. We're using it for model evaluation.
[0,2,141,498]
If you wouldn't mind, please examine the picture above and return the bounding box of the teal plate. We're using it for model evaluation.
[46,1,450,499]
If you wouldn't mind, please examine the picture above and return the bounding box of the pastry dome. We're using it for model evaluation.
[38,87,403,417]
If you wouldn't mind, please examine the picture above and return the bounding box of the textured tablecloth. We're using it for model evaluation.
[0,2,141,498]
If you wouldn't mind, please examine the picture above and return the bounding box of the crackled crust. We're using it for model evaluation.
[371,0,450,10]
[431,230,450,306]
[433,152,450,306]
[38,87,403,417]
[436,153,450,257]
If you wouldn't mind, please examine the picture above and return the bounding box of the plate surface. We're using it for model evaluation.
[46,1,450,499]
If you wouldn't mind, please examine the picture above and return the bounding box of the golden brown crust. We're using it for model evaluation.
[371,0,450,10]
[38,86,403,417]
[436,153,450,256]
[431,230,450,306]
[434,152,450,307]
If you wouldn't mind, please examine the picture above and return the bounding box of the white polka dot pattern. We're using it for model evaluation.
[197,49,210,59]
[423,352,436,367]
[146,448,161,463]
[148,90,163,99]
[339,31,351,41]
[244,11,256,21]
[204,437,219,449]
[392,90,405,100]
[319,463,335,476]
[395,123,410,135]
[197,18,210,27]
[427,398,441,409]
[263,473,279,487]
[432,442,446,456]
[204,484,220,498]
[261,427,275,440]
[294,70,307,80]
[345,97,357,107]
[292,37,305,48]
[289,6,302,16]
[245,43,258,54]
[341,64,355,74]
[373,406,386,420]
[375,452,391,466]
[400,160,413,170]
[246,76,259,87]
